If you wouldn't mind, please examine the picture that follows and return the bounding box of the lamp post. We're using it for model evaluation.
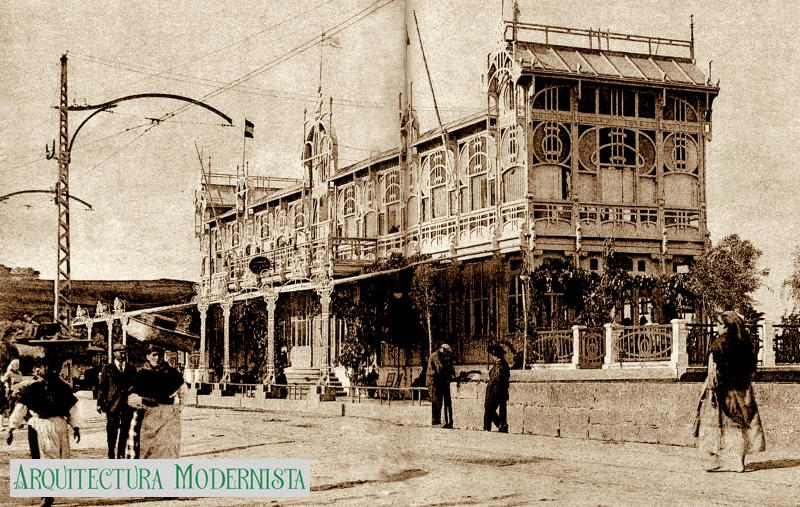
[519,272,529,370]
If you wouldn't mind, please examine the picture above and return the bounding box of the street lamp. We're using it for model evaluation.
[519,273,529,370]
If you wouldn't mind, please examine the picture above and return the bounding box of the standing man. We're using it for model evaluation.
[97,344,136,459]
[484,345,510,433]
[125,344,185,459]
[426,343,455,428]
[4,356,81,507]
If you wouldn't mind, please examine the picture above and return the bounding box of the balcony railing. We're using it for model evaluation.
[330,236,377,263]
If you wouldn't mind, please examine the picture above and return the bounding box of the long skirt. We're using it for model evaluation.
[696,383,765,458]
[27,416,71,459]
[125,404,181,459]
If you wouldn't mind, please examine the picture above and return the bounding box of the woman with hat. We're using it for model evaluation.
[4,356,80,507]
[484,344,510,433]
[695,311,765,472]
[125,344,185,459]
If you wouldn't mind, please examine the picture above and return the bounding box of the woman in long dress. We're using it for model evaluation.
[696,311,765,472]
[125,344,185,459]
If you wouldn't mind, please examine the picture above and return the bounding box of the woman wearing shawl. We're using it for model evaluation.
[125,344,185,459]
[695,311,765,472]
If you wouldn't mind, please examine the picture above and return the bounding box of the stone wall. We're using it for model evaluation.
[452,381,800,451]
[187,381,800,451]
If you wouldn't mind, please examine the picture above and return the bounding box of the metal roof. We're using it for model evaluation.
[517,42,715,88]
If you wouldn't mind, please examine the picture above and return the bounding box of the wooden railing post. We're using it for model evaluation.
[572,325,585,369]
[759,319,776,367]
[670,319,688,378]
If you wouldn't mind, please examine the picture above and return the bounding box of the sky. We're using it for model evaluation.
[1,0,798,319]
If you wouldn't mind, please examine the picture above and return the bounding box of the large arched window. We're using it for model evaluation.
[429,151,448,219]
[460,136,491,212]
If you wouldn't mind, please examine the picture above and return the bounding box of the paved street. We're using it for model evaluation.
[0,392,798,507]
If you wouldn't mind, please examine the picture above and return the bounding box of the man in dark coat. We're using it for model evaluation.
[97,344,136,459]
[426,343,455,427]
[484,345,510,433]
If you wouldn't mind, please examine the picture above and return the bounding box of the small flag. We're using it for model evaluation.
[244,119,254,139]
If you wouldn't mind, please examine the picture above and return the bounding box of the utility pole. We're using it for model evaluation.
[54,54,71,328]
[43,54,233,330]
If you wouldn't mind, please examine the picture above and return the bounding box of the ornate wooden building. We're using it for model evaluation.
[191,20,718,385]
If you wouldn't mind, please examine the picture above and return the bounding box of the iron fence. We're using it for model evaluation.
[774,325,800,364]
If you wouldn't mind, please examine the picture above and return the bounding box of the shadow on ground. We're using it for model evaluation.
[748,458,800,471]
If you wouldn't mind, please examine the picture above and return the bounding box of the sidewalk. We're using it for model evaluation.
[0,393,797,506]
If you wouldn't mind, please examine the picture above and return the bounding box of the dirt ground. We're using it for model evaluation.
[0,392,798,507]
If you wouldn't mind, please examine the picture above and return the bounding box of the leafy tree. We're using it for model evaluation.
[689,234,769,317]
[332,279,392,385]
[782,245,800,310]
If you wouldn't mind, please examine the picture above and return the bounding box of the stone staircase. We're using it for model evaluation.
[283,368,346,397]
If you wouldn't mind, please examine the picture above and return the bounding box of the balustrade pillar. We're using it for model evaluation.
[571,325,585,369]
[107,320,114,363]
[87,321,94,347]
[197,302,209,382]
[221,297,234,380]
[759,319,776,367]
[263,289,279,383]
[670,319,689,378]
[602,323,620,368]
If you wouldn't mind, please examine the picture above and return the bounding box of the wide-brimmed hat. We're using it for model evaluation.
[439,343,452,352]
[112,344,127,353]
[146,343,164,354]
[487,345,505,357]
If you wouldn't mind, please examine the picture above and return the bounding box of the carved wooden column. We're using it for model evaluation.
[221,296,234,380]
[263,287,280,383]
[315,277,334,375]
[197,300,209,380]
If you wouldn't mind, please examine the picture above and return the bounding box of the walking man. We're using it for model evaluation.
[484,345,509,433]
[4,356,81,507]
[97,344,136,459]
[426,343,455,427]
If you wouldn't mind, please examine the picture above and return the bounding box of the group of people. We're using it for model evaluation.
[1,343,184,507]
[426,310,765,473]
[426,343,510,433]
[97,343,186,460]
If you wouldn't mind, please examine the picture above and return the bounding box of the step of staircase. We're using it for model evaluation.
[283,368,346,396]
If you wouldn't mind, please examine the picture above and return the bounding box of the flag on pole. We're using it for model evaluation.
[244,119,254,139]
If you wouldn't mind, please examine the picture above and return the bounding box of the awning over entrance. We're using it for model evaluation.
[125,313,199,352]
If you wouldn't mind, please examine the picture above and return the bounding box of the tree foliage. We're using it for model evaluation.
[689,234,769,316]
[782,245,800,310]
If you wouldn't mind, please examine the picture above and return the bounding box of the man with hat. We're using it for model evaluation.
[97,343,136,459]
[4,356,81,507]
[125,344,185,459]
[484,344,510,433]
[426,343,455,428]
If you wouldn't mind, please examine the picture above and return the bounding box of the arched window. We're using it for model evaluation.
[460,136,491,212]
[384,171,401,205]
[430,151,448,219]
[381,170,401,234]
[343,186,356,217]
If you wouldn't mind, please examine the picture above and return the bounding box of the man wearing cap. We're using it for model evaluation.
[484,345,510,433]
[426,343,455,427]
[125,344,185,459]
[4,357,81,507]
[97,344,136,459]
